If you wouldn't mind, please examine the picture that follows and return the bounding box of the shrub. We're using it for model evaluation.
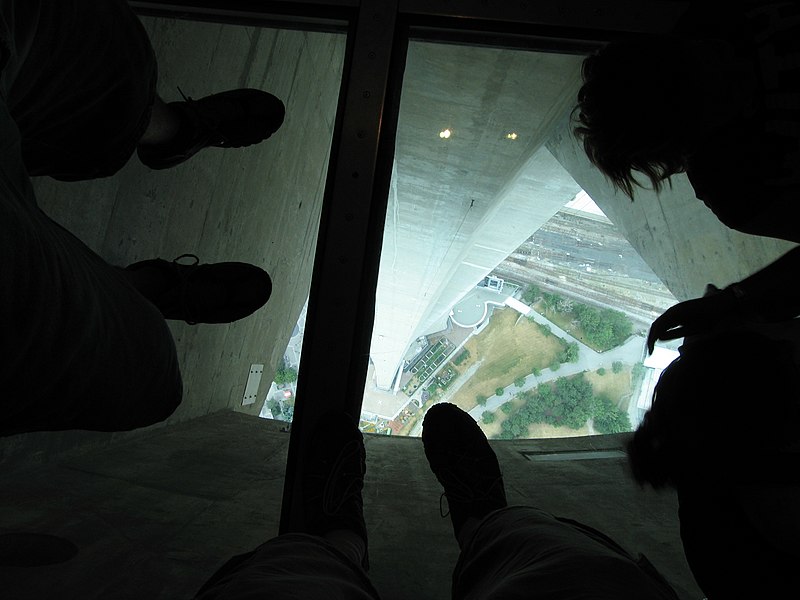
[559,342,579,363]
[453,349,470,366]
[550,360,561,371]
[482,411,496,424]
[501,402,513,414]
[532,367,542,377]
[596,367,606,376]
[612,361,623,374]
[495,387,505,396]
[571,304,633,351]
[476,394,488,405]
[522,284,541,304]
[593,395,632,434]
[514,376,526,388]
[267,399,282,417]
[274,365,298,384]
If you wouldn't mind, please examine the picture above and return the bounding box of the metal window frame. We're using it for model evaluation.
[130,0,689,534]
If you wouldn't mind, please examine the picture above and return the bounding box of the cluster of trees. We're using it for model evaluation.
[535,289,633,352]
[266,398,294,422]
[267,398,282,417]
[274,363,298,384]
[497,374,631,439]
[571,304,632,351]
[593,394,632,434]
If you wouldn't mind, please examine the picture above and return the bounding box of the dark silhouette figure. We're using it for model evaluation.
[628,329,800,598]
[1,0,282,435]
[573,1,800,348]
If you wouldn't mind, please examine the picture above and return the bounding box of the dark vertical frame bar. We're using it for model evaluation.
[279,0,401,534]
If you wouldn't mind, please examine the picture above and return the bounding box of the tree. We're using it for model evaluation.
[522,284,541,304]
[559,342,579,363]
[514,376,526,388]
[596,367,606,376]
[267,398,282,417]
[612,361,623,374]
[549,359,561,371]
[553,375,595,429]
[274,365,298,384]
[572,303,633,351]
[541,292,561,316]
[482,411,496,424]
[520,375,595,430]
[593,395,632,434]
[501,402,513,414]
[476,394,488,405]
[495,387,505,396]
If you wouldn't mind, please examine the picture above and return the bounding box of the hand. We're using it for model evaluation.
[646,286,738,354]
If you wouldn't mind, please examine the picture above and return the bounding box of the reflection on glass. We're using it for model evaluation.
[361,42,676,439]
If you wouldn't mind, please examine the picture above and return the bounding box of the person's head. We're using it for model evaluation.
[627,330,800,489]
[573,38,704,199]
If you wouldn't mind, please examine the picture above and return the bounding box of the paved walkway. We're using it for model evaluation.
[406,303,647,432]
[467,332,645,420]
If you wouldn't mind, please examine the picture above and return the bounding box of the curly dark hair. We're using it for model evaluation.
[573,38,699,199]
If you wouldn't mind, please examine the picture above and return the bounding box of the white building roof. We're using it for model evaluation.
[643,346,679,370]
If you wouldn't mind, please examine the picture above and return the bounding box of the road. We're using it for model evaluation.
[494,209,676,327]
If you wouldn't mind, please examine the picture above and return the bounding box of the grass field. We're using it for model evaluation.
[449,308,566,412]
[585,368,633,410]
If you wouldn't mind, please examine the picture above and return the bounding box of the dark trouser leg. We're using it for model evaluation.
[452,506,678,600]
[0,97,182,436]
[194,534,379,600]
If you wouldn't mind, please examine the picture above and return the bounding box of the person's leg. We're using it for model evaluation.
[452,506,679,600]
[4,1,284,180]
[422,402,508,548]
[193,413,376,599]
[3,0,159,180]
[137,96,181,146]
[193,534,378,600]
[0,93,182,435]
[422,403,678,600]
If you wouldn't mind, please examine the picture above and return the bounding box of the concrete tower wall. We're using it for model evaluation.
[370,44,585,389]
[546,115,797,301]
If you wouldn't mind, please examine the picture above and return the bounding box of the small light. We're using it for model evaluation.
[439,128,452,139]
[506,132,518,140]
